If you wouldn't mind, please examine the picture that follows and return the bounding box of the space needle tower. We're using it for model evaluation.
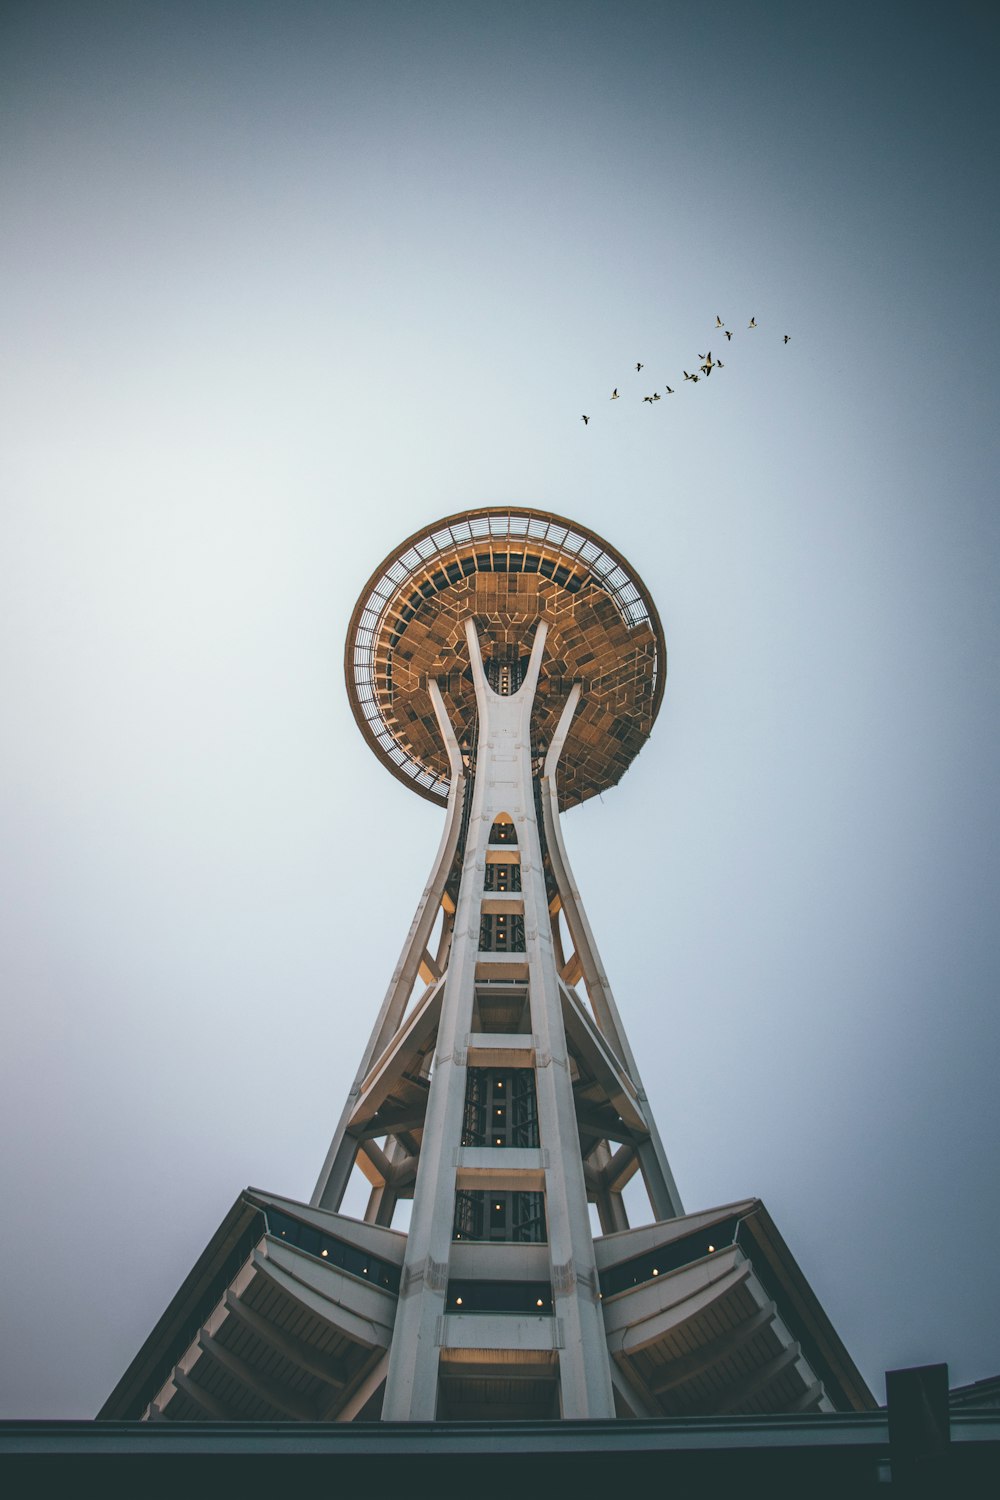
[103,508,873,1424]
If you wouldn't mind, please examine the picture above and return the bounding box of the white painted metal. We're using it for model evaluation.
[540,693,684,1222]
[118,559,867,1425]
[319,613,686,1419]
[311,681,465,1213]
[113,519,870,1426]
[380,620,617,1418]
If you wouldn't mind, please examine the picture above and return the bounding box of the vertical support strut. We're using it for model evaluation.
[541,689,684,1222]
[329,613,678,1418]
[310,681,466,1212]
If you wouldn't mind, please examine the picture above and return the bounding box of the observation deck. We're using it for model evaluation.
[345,507,665,808]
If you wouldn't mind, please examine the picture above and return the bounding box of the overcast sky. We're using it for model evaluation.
[1,1,998,1418]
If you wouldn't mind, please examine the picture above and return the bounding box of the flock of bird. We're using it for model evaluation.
[580,315,790,424]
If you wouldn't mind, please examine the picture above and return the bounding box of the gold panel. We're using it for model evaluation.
[345,508,665,809]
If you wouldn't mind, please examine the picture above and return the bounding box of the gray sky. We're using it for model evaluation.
[1,0,998,1417]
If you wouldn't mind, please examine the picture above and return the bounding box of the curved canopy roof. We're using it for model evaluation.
[345,508,666,808]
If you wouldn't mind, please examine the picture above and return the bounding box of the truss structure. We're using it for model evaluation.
[102,510,874,1425]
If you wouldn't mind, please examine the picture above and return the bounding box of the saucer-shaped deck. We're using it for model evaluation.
[345,508,665,809]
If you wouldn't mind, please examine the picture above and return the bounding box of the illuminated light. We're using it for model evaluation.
[652,1268,658,1276]
[536,1299,544,1307]
[495,1138,503,1145]
[495,1203,502,1211]
[707,1244,715,1253]
[455,1297,463,1306]
[363,1267,369,1274]
[321,1249,329,1258]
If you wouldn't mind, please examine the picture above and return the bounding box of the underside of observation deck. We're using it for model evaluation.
[345,508,666,808]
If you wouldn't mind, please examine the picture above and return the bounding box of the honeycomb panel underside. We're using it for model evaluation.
[378,566,659,809]
[346,511,666,808]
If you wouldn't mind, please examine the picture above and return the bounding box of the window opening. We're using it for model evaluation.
[452,1190,547,1243]
[462,1068,539,1147]
[265,1209,400,1292]
[488,818,518,846]
[446,1279,553,1313]
[598,1217,740,1298]
[479,912,526,952]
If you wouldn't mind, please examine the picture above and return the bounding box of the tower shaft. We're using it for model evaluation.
[315,618,680,1419]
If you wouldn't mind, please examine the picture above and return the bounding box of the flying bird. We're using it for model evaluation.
[683,370,696,382]
[748,317,757,329]
[699,351,716,376]
[716,360,725,369]
[664,385,674,395]
[635,362,644,372]
[611,388,619,399]
[783,335,791,344]
[724,329,733,341]
[642,394,656,403]
[581,414,590,425]
[715,315,724,328]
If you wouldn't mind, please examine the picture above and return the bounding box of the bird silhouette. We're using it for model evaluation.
[585,311,789,423]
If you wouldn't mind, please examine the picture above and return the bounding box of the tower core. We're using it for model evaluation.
[326,507,680,1418]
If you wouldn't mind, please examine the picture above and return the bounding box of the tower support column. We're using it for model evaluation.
[382,620,614,1419]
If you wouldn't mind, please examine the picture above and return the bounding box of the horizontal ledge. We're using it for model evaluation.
[438,1315,562,1353]
[468,1032,535,1068]
[456,1147,545,1171]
